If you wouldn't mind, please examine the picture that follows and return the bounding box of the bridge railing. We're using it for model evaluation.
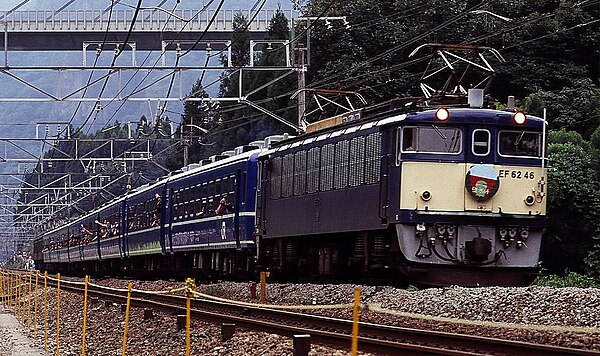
[0,9,297,32]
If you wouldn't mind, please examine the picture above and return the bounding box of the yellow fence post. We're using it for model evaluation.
[185,278,195,356]
[19,272,23,322]
[17,272,22,323]
[3,270,6,306]
[27,271,33,330]
[260,271,270,303]
[351,287,361,356]
[121,282,133,356]
[5,270,8,306]
[0,270,4,306]
[21,272,26,324]
[10,271,14,310]
[8,271,12,310]
[44,272,48,352]
[56,273,61,356]
[12,271,16,312]
[81,275,89,356]
[34,271,39,338]
[15,272,19,320]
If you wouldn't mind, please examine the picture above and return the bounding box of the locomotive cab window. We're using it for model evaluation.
[399,126,462,156]
[498,130,541,157]
[472,129,490,156]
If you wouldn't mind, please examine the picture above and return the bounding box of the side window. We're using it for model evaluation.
[228,174,236,208]
[472,129,490,156]
[401,127,416,151]
[498,131,541,157]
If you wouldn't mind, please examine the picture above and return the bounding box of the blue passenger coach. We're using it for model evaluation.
[37,145,262,278]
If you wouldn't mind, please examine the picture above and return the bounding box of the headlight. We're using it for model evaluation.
[513,111,526,125]
[435,108,449,121]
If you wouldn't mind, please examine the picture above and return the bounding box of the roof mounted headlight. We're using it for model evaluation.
[513,111,526,125]
[435,108,449,121]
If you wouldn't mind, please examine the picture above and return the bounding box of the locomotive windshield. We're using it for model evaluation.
[498,130,542,157]
[400,126,462,154]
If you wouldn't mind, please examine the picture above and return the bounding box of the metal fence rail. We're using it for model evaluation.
[0,9,297,32]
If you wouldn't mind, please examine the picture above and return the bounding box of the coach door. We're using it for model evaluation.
[162,188,174,254]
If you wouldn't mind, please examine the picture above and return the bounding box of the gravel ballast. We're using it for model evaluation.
[3,278,600,355]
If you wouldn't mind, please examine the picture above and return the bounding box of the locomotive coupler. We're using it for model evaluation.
[465,237,492,262]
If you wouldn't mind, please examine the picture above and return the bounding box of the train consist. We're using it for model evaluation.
[33,95,547,286]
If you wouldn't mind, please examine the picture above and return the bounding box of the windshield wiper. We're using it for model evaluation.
[515,131,526,146]
[431,125,447,139]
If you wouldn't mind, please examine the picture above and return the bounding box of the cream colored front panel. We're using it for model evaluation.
[400,162,466,211]
[487,166,546,215]
[400,162,547,215]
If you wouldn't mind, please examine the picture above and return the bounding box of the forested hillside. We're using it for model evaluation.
[23,0,600,280]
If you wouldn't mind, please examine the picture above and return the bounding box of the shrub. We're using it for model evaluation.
[533,272,599,288]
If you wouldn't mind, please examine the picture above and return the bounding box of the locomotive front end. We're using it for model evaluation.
[394,109,546,286]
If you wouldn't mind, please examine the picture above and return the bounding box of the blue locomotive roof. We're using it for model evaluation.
[262,107,544,157]
[402,108,544,129]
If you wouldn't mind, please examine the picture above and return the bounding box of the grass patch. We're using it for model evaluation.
[533,272,599,288]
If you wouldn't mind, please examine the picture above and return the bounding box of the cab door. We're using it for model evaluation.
[464,129,498,212]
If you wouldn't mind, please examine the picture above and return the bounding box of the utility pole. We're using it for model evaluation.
[182,137,189,167]
[297,49,306,129]
[293,16,347,129]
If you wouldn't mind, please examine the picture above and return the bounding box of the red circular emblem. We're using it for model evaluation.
[465,165,500,201]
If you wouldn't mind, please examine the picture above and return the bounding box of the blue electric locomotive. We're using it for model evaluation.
[255,105,546,286]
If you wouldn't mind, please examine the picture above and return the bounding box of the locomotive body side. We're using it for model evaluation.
[256,118,396,278]
[258,127,384,238]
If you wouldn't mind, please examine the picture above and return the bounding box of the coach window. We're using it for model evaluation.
[207,181,215,213]
[472,129,490,156]
[227,174,236,208]
[194,184,202,216]
[200,182,208,215]
[175,190,183,220]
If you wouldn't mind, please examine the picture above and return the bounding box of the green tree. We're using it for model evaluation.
[522,80,600,138]
[213,9,296,156]
[166,79,219,170]
[244,8,297,139]
[542,132,600,274]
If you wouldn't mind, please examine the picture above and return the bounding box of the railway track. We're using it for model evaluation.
[45,279,597,356]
